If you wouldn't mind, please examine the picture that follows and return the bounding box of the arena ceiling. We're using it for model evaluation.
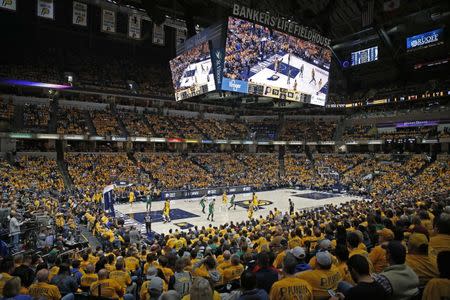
[118,0,447,41]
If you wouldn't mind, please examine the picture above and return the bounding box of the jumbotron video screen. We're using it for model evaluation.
[222,17,332,106]
[169,41,216,101]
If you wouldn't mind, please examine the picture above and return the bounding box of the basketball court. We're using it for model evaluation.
[115,188,365,234]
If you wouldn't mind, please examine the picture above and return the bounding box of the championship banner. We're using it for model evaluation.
[175,28,187,47]
[128,14,141,39]
[0,0,16,11]
[37,0,54,19]
[72,1,87,27]
[101,9,116,33]
[152,23,165,45]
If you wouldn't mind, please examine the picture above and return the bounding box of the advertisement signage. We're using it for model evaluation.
[406,28,443,50]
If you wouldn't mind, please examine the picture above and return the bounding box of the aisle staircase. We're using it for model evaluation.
[333,118,345,141]
[56,140,73,188]
[111,105,129,136]
[84,111,97,135]
[12,105,24,131]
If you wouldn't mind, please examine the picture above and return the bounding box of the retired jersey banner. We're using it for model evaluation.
[73,1,87,26]
[152,23,165,45]
[101,9,116,33]
[175,28,187,47]
[37,0,54,19]
[128,15,141,39]
[0,0,16,11]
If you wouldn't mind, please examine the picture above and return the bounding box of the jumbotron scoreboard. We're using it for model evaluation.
[169,4,332,106]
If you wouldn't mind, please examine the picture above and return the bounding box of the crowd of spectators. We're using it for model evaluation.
[21,104,50,132]
[91,110,121,136]
[343,125,376,141]
[118,111,153,137]
[0,99,14,121]
[223,17,331,81]
[281,120,336,141]
[1,156,64,195]
[57,107,91,135]
[65,153,141,195]
[0,151,449,300]
[136,153,213,190]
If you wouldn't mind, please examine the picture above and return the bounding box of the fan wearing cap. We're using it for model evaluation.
[140,267,168,300]
[405,233,438,286]
[295,251,342,299]
[422,251,450,300]
[369,228,394,273]
[373,241,419,300]
[290,247,312,273]
[308,239,338,270]
[269,253,313,300]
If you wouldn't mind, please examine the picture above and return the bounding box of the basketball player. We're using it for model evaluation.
[252,192,259,211]
[309,68,316,85]
[200,195,206,214]
[318,78,323,91]
[248,203,254,220]
[293,79,298,91]
[274,58,280,74]
[228,194,236,210]
[222,191,228,210]
[129,190,135,208]
[299,64,304,78]
[163,199,171,223]
[207,199,215,222]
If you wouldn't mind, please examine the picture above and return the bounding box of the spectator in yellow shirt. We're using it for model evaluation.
[90,269,123,300]
[269,253,313,300]
[221,254,244,284]
[80,264,98,291]
[369,228,394,273]
[422,251,450,300]
[0,257,14,297]
[109,260,133,295]
[405,233,438,286]
[295,251,342,299]
[28,269,61,300]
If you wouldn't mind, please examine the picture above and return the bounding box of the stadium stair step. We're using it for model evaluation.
[111,105,129,136]
[84,111,97,135]
[12,105,24,131]
[79,224,102,249]
[333,118,345,141]
[57,157,74,189]
[142,114,156,135]
[48,97,58,133]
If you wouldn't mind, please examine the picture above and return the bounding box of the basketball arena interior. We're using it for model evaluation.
[0,0,449,300]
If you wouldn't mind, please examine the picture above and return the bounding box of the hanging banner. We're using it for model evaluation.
[175,28,187,47]
[72,1,87,26]
[128,14,141,39]
[152,23,165,45]
[0,0,16,11]
[101,9,116,33]
[37,0,54,19]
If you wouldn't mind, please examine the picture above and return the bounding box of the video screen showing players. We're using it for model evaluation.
[169,41,216,101]
[222,17,331,106]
